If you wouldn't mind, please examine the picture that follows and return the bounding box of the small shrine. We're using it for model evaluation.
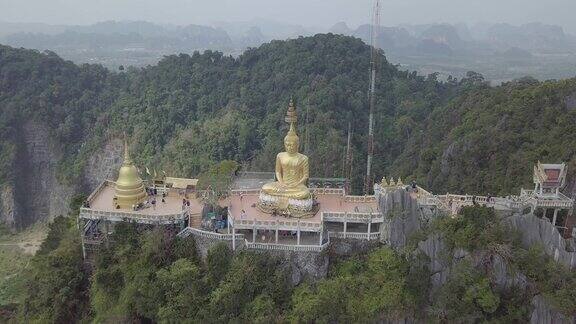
[532,161,567,197]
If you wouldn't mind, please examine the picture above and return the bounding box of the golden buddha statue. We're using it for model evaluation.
[259,100,314,216]
[114,136,146,209]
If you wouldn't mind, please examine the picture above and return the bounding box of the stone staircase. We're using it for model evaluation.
[189,212,202,228]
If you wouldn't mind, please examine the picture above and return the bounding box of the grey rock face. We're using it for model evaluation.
[187,232,244,259]
[379,187,421,249]
[490,254,528,291]
[84,137,123,192]
[417,234,450,290]
[284,250,329,285]
[0,185,16,231]
[7,121,76,229]
[530,295,575,324]
[1,131,125,231]
[330,238,380,256]
[505,213,576,269]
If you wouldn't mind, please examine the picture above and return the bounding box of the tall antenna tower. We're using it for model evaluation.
[364,0,381,194]
[345,122,353,193]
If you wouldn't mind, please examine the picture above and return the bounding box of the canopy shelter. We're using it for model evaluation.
[165,177,198,189]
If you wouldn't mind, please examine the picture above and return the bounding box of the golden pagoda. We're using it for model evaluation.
[114,136,146,209]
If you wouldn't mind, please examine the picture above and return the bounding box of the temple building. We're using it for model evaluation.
[79,99,575,259]
[222,101,381,251]
[78,138,204,261]
[522,162,573,232]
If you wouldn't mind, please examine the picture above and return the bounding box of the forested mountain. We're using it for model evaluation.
[4,20,576,81]
[1,33,576,229]
[3,33,576,323]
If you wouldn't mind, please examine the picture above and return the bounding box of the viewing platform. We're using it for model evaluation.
[79,180,203,225]
[223,187,381,251]
[405,162,575,238]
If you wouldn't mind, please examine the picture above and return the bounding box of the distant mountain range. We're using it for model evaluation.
[2,20,576,82]
[332,21,576,56]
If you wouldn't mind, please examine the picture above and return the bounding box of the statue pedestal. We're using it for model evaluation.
[257,192,316,218]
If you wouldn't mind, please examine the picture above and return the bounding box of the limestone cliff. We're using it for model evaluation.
[83,137,123,192]
[378,188,576,322]
[2,121,76,230]
[0,124,123,231]
[378,187,421,249]
[0,184,16,231]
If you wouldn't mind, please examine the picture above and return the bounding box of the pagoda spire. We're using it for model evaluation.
[123,132,133,165]
[285,98,298,135]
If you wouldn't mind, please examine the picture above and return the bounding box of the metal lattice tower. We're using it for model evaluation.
[364,0,381,195]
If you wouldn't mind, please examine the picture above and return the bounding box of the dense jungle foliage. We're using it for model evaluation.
[2,33,576,196]
[7,204,576,323]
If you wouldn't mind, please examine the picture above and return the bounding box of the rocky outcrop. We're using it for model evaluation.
[7,121,77,229]
[531,295,575,324]
[379,187,420,249]
[417,234,450,290]
[0,185,16,231]
[505,213,576,269]
[490,254,528,290]
[0,126,125,231]
[83,137,123,192]
[279,250,329,286]
[188,232,245,259]
[185,229,328,286]
[330,238,381,256]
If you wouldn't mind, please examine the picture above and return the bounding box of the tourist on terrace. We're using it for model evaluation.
[411,180,418,193]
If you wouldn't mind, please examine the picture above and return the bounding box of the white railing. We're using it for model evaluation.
[79,208,187,224]
[328,231,380,240]
[535,198,573,208]
[435,193,532,213]
[177,227,244,241]
[322,212,383,223]
[244,239,329,252]
[417,196,441,206]
[344,195,377,203]
[312,188,345,195]
[520,189,534,197]
[231,218,322,232]
[230,189,261,196]
[415,186,433,196]
[414,185,574,216]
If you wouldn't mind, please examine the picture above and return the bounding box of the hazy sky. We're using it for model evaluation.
[1,0,575,32]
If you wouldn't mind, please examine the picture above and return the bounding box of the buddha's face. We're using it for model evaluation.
[284,137,298,154]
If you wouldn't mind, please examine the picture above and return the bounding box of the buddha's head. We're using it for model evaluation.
[284,127,299,154]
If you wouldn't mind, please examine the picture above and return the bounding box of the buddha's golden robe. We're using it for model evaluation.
[262,151,310,200]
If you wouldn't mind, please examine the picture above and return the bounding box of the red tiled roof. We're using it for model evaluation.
[544,169,560,182]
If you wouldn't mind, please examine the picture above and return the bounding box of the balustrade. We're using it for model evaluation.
[230,218,322,231]
[311,188,345,195]
[328,231,380,240]
[80,207,187,224]
[344,195,377,203]
[244,240,328,252]
[177,227,244,240]
[322,211,382,223]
